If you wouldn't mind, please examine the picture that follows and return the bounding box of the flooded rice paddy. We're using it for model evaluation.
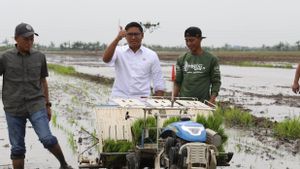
[1,54,300,168]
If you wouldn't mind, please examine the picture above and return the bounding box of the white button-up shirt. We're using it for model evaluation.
[107,45,165,99]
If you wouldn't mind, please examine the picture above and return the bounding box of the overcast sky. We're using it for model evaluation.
[0,0,299,47]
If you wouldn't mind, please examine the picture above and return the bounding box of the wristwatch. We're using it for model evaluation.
[46,102,52,107]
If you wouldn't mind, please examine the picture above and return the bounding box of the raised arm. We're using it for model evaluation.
[102,26,126,63]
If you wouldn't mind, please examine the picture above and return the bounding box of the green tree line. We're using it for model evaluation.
[1,39,300,52]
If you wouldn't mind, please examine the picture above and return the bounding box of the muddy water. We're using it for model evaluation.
[1,54,300,168]
[224,128,300,169]
[220,65,300,121]
[47,54,300,122]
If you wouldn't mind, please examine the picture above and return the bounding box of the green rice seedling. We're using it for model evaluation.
[67,117,76,125]
[199,113,223,131]
[102,139,132,167]
[131,116,157,144]
[66,105,73,113]
[235,143,242,153]
[196,114,228,151]
[71,96,80,105]
[51,112,57,127]
[102,139,133,152]
[68,132,77,153]
[162,116,180,127]
[217,106,253,127]
[274,117,300,140]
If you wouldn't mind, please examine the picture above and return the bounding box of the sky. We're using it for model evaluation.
[0,0,300,47]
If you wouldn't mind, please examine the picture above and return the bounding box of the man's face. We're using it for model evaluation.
[125,27,144,50]
[185,36,201,53]
[15,35,34,53]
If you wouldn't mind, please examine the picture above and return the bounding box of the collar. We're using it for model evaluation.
[14,44,32,55]
[124,45,144,53]
[190,49,205,56]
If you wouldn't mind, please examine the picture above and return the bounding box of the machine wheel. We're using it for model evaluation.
[165,137,176,155]
[169,164,178,169]
[178,147,187,169]
[126,153,138,169]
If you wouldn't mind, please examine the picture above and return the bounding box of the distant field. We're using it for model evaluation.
[13,50,300,63]
[212,51,300,63]
[156,51,300,63]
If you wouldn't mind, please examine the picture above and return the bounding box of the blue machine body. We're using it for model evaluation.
[161,121,206,142]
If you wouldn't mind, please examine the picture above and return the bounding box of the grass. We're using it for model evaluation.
[274,117,300,140]
[48,63,76,75]
[48,63,114,86]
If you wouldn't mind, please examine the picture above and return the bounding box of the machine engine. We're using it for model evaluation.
[161,120,219,169]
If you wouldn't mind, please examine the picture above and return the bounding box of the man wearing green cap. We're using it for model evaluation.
[0,23,73,169]
[173,26,221,105]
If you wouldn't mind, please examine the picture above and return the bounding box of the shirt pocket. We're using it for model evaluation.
[5,66,23,82]
[27,63,42,81]
[134,59,151,77]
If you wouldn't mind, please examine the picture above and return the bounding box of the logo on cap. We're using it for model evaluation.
[26,25,33,31]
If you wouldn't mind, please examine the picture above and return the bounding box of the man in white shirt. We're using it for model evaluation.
[103,22,165,100]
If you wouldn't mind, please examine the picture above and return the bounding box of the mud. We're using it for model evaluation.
[224,128,300,169]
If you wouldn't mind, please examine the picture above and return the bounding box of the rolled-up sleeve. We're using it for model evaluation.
[151,54,165,92]
[41,54,48,78]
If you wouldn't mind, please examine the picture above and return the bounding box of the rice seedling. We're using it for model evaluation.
[51,112,57,127]
[131,116,157,144]
[216,106,253,128]
[274,117,300,140]
[68,132,77,153]
[196,113,228,151]
[162,116,180,127]
[102,139,133,152]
